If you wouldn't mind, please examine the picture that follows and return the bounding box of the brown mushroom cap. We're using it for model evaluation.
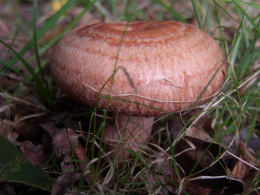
[50,20,226,116]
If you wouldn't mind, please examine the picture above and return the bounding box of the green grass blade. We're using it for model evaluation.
[212,0,240,23]
[33,0,46,85]
[236,41,258,79]
[0,39,42,86]
[152,0,187,22]
[5,0,95,86]
[0,39,50,102]
[213,0,225,49]
[202,0,210,32]
[191,0,203,29]
[40,0,96,53]
[123,0,134,22]
[230,19,243,65]
[110,0,118,18]
[0,60,22,77]
[234,0,260,9]
[245,110,257,145]
[7,0,77,68]
[231,0,260,35]
[229,18,244,82]
[2,0,95,86]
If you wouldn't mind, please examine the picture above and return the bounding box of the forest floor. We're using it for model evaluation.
[0,0,259,194]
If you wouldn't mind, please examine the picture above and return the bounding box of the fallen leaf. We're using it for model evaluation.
[183,175,244,195]
[49,127,81,158]
[144,157,176,194]
[232,142,258,183]
[19,141,47,167]
[174,136,227,177]
[185,127,213,143]
[0,120,18,145]
[0,136,54,191]
[51,172,80,195]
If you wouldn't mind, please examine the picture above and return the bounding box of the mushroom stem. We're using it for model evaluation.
[104,113,154,161]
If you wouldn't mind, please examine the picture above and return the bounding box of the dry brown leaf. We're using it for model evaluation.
[19,141,47,167]
[50,127,81,157]
[183,175,244,195]
[168,116,184,138]
[0,119,18,145]
[74,145,88,171]
[232,142,258,183]
[174,137,227,177]
[13,115,45,139]
[51,172,80,195]
[144,157,175,194]
[185,127,213,143]
[0,72,22,93]
[43,125,99,181]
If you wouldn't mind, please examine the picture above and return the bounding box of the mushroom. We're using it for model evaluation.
[50,21,227,161]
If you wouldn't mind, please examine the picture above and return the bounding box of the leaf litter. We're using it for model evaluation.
[0,0,259,194]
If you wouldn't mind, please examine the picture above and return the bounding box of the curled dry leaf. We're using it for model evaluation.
[170,123,258,194]
[145,157,175,194]
[0,120,18,145]
[169,111,215,140]
[49,127,82,158]
[0,72,22,94]
[183,175,244,195]
[185,127,213,143]
[74,144,87,170]
[73,144,99,185]
[19,141,47,167]
[43,124,96,182]
[167,108,259,194]
[231,142,258,183]
[168,116,184,138]
[173,135,227,177]
[60,155,75,173]
[51,172,81,195]
[43,123,82,172]
[145,172,174,195]
[13,115,45,139]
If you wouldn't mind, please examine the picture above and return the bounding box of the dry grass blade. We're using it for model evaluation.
[0,0,259,194]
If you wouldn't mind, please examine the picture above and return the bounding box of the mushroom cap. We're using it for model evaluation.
[50,20,227,116]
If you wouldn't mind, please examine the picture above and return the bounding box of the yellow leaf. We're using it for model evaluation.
[51,0,68,12]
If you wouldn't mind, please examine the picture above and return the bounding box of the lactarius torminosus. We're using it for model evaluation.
[50,21,227,161]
